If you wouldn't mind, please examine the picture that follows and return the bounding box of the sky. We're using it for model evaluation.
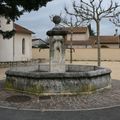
[16,0,120,40]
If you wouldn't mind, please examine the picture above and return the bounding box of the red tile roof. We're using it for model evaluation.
[65,40,95,46]
[65,27,88,34]
[65,35,120,46]
[90,36,120,44]
[14,23,34,34]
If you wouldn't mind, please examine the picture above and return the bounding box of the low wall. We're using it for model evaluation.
[32,48,49,61]
[32,48,120,61]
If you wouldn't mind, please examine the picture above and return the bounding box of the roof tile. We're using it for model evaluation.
[90,36,120,44]
[65,27,88,34]
[14,23,34,34]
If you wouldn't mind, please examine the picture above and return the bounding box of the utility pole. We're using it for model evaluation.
[70,17,73,63]
[119,35,120,48]
[115,29,120,48]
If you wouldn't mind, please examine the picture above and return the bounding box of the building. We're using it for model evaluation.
[0,17,34,62]
[32,38,49,48]
[65,26,120,48]
[90,36,120,48]
[65,27,94,48]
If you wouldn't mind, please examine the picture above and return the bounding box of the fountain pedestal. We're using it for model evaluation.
[47,16,67,73]
[49,35,65,73]
[47,32,68,73]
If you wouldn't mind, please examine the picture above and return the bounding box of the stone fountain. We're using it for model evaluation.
[5,16,112,95]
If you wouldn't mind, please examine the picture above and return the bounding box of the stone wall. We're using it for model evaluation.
[32,48,120,61]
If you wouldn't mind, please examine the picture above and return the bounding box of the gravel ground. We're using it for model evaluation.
[0,79,120,110]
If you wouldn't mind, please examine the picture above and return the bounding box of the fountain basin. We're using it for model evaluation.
[5,64,111,95]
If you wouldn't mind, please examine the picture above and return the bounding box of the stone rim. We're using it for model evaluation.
[6,65,111,79]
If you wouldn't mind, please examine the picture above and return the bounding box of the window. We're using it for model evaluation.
[22,38,25,54]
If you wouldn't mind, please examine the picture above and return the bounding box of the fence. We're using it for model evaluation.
[32,48,120,61]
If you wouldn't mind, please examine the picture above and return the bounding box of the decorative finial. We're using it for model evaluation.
[52,16,61,25]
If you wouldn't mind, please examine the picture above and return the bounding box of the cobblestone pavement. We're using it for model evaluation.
[0,79,119,110]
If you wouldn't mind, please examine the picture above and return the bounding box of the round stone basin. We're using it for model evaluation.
[5,64,111,95]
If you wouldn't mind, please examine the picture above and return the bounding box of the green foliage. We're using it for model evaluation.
[0,29,15,39]
[0,0,52,38]
[0,0,52,21]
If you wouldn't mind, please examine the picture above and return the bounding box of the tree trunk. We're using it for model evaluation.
[96,21,101,66]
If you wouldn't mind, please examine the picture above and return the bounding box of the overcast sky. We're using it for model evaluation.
[16,0,120,40]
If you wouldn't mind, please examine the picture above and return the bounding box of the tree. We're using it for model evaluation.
[0,0,52,38]
[60,13,84,27]
[110,15,120,48]
[110,14,120,27]
[58,14,95,63]
[62,17,74,63]
[65,0,120,66]
[59,13,88,63]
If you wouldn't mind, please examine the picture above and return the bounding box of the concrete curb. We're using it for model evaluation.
[0,104,120,112]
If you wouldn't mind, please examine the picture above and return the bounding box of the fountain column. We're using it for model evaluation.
[47,16,68,73]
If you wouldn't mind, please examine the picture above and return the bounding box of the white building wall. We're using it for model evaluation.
[0,16,32,62]
[67,28,89,41]
[14,33,32,61]
[0,16,14,62]
[0,35,14,62]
